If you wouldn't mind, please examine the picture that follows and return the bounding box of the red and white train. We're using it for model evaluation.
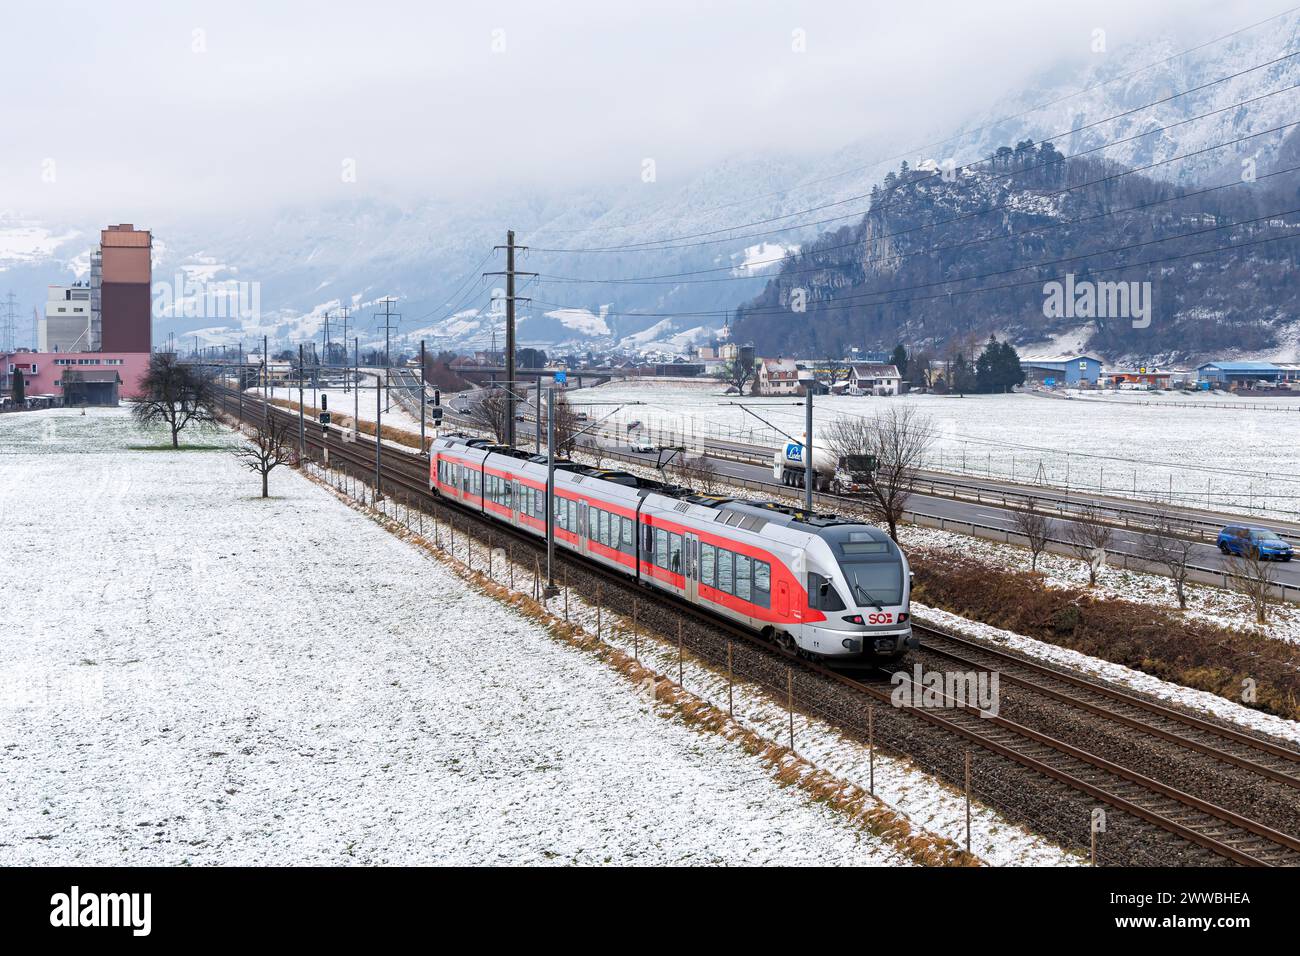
[430,435,917,663]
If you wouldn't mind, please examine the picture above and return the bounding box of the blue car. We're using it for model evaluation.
[1217,525,1294,561]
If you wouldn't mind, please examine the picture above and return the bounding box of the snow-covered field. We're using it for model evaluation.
[576,380,1300,520]
[0,407,937,866]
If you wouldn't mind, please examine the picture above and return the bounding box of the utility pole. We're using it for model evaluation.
[0,292,17,353]
[419,339,427,455]
[535,377,542,452]
[375,365,383,500]
[353,337,360,430]
[804,389,814,513]
[297,343,306,458]
[322,310,331,368]
[374,296,400,411]
[544,385,559,598]
[486,230,537,449]
[339,307,351,389]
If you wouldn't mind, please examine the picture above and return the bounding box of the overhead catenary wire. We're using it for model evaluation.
[535,151,1300,289]
[528,222,1300,322]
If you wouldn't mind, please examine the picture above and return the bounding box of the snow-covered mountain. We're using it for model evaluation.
[4,14,1298,356]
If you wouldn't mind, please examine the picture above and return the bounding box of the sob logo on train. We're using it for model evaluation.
[867,612,894,624]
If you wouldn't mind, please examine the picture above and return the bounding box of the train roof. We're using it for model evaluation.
[435,433,874,535]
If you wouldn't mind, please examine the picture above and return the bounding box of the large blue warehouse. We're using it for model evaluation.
[1018,354,1103,386]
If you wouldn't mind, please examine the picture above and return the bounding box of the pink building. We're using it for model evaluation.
[2,351,152,405]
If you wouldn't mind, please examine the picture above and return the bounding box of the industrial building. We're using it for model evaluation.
[1195,361,1300,387]
[40,284,94,352]
[1018,353,1103,386]
[99,224,152,352]
[2,223,153,408]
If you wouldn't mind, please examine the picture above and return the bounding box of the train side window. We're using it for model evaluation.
[808,572,846,611]
[641,522,653,556]
[735,554,752,601]
[597,510,608,547]
[701,544,715,587]
[654,528,669,568]
[717,549,734,594]
[754,561,771,608]
[620,517,633,551]
[669,533,683,575]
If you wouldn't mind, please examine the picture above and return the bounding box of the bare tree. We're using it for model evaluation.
[1012,499,1051,572]
[1064,503,1114,586]
[1139,507,1197,609]
[721,356,755,394]
[1226,543,1277,625]
[234,416,297,498]
[549,392,583,458]
[824,407,935,541]
[130,353,219,448]
[673,454,721,495]
[465,387,511,443]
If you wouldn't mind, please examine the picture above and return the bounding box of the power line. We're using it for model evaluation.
[532,69,1300,255]
[537,140,1300,290]
[529,222,1300,322]
[535,4,1300,238]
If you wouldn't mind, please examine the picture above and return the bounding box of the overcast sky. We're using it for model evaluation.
[0,0,1279,220]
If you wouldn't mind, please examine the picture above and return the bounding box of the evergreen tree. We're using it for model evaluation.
[890,343,908,379]
[12,368,24,405]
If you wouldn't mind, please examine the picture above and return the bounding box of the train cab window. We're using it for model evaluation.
[734,554,752,601]
[717,549,733,594]
[669,533,683,575]
[753,560,771,608]
[807,572,846,611]
[701,544,716,587]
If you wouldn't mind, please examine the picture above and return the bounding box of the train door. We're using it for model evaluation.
[776,578,791,618]
[683,534,700,602]
[511,479,521,526]
[578,501,590,555]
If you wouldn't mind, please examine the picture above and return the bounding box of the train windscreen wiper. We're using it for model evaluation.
[851,582,885,611]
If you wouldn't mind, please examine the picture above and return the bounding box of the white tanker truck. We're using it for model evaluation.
[772,441,877,494]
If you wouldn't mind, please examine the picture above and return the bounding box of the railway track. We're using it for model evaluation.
[216,388,1300,866]
[915,625,1300,790]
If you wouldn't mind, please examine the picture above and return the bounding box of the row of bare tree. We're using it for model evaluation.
[1013,500,1276,623]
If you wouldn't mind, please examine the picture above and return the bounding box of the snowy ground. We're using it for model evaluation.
[0,407,931,866]
[577,379,1300,520]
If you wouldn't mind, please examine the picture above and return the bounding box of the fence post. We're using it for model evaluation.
[786,668,795,752]
[509,545,515,590]
[596,585,602,638]
[965,750,972,856]
[633,599,639,660]
[677,622,683,686]
[564,568,569,622]
[868,705,874,794]
[727,640,733,717]
[534,556,540,601]
[488,535,493,580]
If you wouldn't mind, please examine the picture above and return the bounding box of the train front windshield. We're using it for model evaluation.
[839,560,903,608]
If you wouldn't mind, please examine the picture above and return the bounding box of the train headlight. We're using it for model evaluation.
[842,614,864,625]
[898,613,909,623]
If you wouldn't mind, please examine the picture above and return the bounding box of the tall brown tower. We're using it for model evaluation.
[99,224,152,352]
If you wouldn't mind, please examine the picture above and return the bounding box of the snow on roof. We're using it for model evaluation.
[1196,361,1282,371]
[849,363,900,377]
[1018,354,1103,365]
